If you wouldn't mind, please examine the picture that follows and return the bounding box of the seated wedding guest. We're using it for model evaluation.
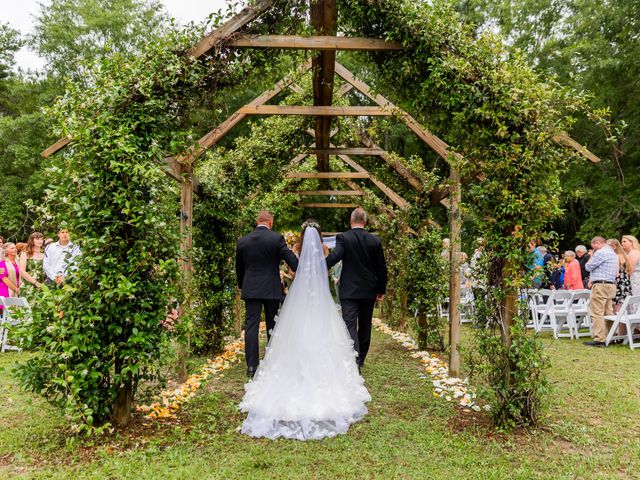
[18,232,45,295]
[43,226,81,285]
[575,245,590,288]
[0,243,21,301]
[607,239,633,318]
[563,251,584,290]
[584,236,618,347]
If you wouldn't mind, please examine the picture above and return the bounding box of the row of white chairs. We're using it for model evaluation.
[526,288,640,349]
[525,289,592,340]
[0,296,31,353]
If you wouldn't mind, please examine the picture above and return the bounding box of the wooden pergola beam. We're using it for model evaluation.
[286,172,369,179]
[301,203,359,208]
[309,147,386,156]
[176,61,312,164]
[296,190,364,196]
[238,105,390,116]
[188,0,276,58]
[359,132,424,192]
[228,35,403,51]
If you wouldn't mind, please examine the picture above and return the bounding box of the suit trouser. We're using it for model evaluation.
[589,283,616,342]
[244,299,280,368]
[340,298,376,366]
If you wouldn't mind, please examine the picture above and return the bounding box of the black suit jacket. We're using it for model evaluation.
[236,226,298,300]
[326,228,387,300]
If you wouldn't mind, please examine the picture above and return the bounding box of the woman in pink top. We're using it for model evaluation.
[563,250,584,290]
[0,242,21,300]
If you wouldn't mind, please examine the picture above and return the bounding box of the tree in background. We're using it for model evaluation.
[460,0,640,243]
[32,0,168,82]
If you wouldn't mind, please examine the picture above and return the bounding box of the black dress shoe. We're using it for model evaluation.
[247,366,257,378]
[583,341,606,347]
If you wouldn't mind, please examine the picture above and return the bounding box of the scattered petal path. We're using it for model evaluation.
[372,318,488,413]
[137,335,246,420]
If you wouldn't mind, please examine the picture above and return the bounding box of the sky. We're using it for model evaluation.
[1,0,229,71]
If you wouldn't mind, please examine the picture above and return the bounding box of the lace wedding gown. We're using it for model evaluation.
[239,227,370,440]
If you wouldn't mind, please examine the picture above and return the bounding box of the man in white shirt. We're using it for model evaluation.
[43,227,81,285]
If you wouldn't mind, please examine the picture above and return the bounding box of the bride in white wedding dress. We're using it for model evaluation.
[239,226,371,440]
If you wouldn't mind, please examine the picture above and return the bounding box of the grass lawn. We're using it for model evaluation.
[1,326,639,479]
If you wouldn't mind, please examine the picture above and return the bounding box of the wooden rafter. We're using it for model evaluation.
[176,61,312,164]
[188,0,276,58]
[228,35,403,51]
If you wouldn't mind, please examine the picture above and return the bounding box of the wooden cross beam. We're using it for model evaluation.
[176,60,312,164]
[308,147,386,156]
[296,190,364,196]
[286,172,369,179]
[228,35,403,51]
[300,203,360,208]
[238,105,391,116]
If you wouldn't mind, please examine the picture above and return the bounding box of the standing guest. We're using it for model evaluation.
[18,232,45,294]
[575,245,590,288]
[563,251,584,290]
[528,240,545,288]
[548,254,565,290]
[43,227,81,286]
[459,252,472,288]
[607,239,632,314]
[470,238,486,300]
[0,243,21,300]
[584,236,618,347]
[440,238,450,260]
[621,235,640,297]
[538,246,553,287]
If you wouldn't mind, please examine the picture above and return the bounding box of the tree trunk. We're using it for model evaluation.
[112,364,133,427]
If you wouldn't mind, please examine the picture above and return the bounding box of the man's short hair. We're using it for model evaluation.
[57,224,69,232]
[575,245,587,252]
[591,236,606,244]
[350,208,367,225]
[256,210,273,224]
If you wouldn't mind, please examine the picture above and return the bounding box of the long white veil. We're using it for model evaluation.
[239,227,370,440]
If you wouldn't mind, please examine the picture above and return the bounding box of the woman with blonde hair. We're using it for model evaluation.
[621,235,640,296]
[607,239,632,314]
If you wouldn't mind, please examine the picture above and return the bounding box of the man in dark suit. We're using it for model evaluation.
[236,210,298,378]
[326,208,387,372]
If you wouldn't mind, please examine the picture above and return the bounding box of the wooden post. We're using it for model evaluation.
[177,163,194,382]
[448,168,462,377]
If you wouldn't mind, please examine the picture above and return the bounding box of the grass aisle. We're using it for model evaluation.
[1,327,639,479]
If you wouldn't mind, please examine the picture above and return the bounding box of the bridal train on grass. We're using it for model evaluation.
[239,227,371,440]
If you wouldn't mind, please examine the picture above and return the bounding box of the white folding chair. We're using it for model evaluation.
[547,291,574,339]
[604,295,640,349]
[568,291,592,339]
[533,289,556,333]
[0,296,31,352]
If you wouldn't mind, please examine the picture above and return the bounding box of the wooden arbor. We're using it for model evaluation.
[40,0,602,376]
